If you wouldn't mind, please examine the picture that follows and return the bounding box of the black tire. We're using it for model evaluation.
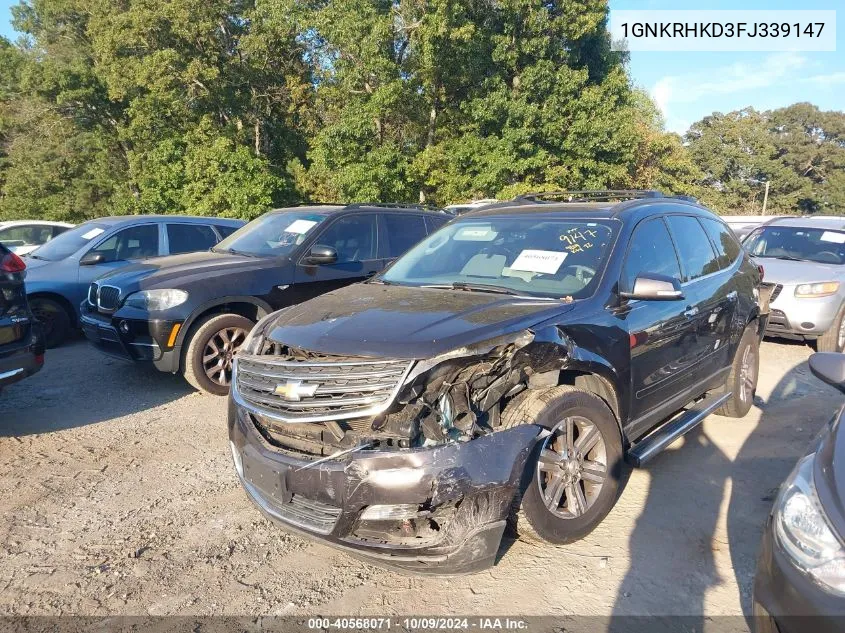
[715,324,760,418]
[29,296,71,348]
[503,386,624,545]
[815,304,845,353]
[182,313,254,396]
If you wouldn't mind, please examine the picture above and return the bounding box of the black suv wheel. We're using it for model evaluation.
[502,386,624,544]
[182,313,254,396]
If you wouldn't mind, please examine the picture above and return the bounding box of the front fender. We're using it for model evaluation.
[176,295,275,347]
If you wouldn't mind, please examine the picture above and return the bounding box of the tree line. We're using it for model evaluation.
[0,0,842,223]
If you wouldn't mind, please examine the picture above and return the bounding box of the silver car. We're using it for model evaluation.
[744,217,845,351]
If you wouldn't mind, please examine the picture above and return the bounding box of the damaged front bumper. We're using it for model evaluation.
[228,398,541,575]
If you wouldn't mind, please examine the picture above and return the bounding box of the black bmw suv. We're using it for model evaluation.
[0,243,44,394]
[80,204,448,394]
[227,190,769,574]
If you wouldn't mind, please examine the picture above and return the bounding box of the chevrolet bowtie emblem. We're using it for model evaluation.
[274,380,319,401]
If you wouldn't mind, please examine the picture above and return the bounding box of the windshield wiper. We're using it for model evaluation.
[421,281,520,295]
[212,247,261,258]
[773,255,805,262]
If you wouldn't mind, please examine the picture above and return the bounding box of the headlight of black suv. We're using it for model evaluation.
[774,452,845,595]
[123,289,189,311]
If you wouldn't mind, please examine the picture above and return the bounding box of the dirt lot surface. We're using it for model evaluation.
[0,339,839,624]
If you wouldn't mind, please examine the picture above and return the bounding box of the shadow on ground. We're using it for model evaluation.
[0,340,193,436]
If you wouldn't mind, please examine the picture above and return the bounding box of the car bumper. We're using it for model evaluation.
[0,324,44,389]
[228,398,542,575]
[765,288,842,339]
[79,302,182,373]
[753,515,845,633]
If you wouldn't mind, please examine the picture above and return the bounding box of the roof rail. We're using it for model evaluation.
[516,190,664,203]
[344,202,443,211]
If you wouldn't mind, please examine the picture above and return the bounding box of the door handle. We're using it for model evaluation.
[365,271,378,278]
[684,306,699,318]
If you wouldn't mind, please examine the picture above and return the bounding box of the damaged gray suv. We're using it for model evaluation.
[227,191,767,574]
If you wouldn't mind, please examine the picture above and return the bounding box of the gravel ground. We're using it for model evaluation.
[0,339,839,624]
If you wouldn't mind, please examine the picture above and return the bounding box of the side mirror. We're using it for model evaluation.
[303,245,338,265]
[809,353,845,394]
[620,273,684,301]
[80,252,106,266]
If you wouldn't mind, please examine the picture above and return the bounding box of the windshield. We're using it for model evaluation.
[382,217,619,299]
[29,223,110,261]
[214,211,327,257]
[744,226,845,265]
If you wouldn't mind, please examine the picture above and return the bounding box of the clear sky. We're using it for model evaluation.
[1,0,842,135]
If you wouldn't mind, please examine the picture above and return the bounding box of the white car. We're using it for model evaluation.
[0,221,74,256]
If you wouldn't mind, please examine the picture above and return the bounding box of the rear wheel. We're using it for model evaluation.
[503,386,624,544]
[29,296,71,348]
[715,324,759,418]
[815,304,845,353]
[182,313,254,396]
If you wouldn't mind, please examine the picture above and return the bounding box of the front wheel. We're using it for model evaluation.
[182,313,254,396]
[715,323,760,418]
[503,386,624,544]
[815,304,845,353]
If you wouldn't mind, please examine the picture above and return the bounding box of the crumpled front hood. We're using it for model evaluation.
[265,283,572,359]
[754,257,845,286]
[97,251,283,293]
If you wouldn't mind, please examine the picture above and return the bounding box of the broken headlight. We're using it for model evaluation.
[238,311,279,356]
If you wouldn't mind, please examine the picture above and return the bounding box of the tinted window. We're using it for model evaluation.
[622,218,681,292]
[90,224,159,262]
[215,224,239,238]
[425,215,449,233]
[699,217,742,270]
[665,215,720,281]
[313,215,378,263]
[167,223,218,255]
[384,214,427,257]
[29,223,110,261]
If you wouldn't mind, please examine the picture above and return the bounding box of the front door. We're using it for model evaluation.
[289,214,383,305]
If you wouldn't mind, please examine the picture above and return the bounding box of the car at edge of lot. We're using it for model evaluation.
[0,243,44,394]
[226,189,768,575]
[753,351,845,633]
[22,215,245,348]
[744,216,845,352]
[79,204,450,395]
[0,221,75,256]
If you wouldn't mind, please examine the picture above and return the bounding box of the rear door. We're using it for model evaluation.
[620,216,698,426]
[665,214,736,382]
[289,213,381,304]
[0,245,30,348]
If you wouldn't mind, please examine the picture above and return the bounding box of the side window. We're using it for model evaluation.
[425,215,449,234]
[665,215,720,280]
[215,224,240,239]
[622,217,682,292]
[699,217,742,270]
[312,215,377,263]
[383,214,427,258]
[89,224,159,263]
[167,223,218,255]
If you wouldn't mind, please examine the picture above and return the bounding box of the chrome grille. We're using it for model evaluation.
[769,284,783,303]
[87,283,98,306]
[234,352,413,423]
[97,285,121,312]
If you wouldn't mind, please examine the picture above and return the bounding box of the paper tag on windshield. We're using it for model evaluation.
[285,219,318,234]
[81,228,104,240]
[820,231,845,244]
[510,250,567,274]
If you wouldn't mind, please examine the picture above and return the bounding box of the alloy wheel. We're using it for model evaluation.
[738,344,757,403]
[536,415,608,519]
[202,326,248,387]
